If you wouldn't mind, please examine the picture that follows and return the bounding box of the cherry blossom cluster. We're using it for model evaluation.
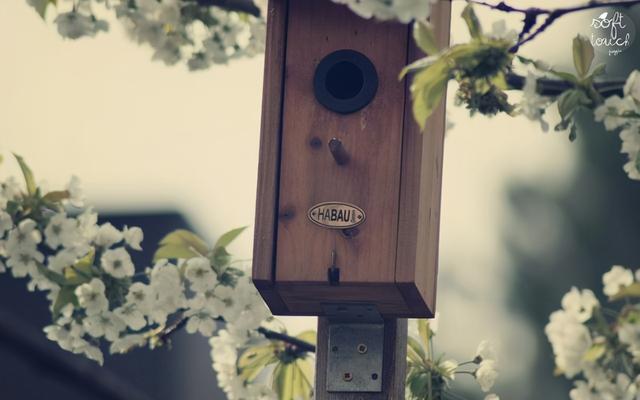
[594,70,640,181]
[332,0,433,23]
[406,317,500,400]
[546,265,640,399]
[0,156,272,388]
[26,0,265,70]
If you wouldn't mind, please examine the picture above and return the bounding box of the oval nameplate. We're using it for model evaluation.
[308,202,366,229]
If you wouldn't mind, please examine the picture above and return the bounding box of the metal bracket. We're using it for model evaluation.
[323,304,384,393]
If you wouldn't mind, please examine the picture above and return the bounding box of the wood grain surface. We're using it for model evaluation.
[394,0,451,317]
[275,0,408,285]
[252,0,290,313]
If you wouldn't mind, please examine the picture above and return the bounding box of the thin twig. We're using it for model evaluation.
[468,0,640,52]
[189,0,261,16]
[152,314,316,354]
[506,72,625,97]
[256,327,316,353]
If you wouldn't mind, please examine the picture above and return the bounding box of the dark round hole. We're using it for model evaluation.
[324,61,364,100]
[371,373,378,380]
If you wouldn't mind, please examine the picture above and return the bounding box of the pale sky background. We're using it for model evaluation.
[0,0,605,396]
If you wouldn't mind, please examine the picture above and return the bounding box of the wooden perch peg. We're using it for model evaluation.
[328,137,350,166]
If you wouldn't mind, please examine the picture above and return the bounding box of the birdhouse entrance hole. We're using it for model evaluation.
[313,49,378,114]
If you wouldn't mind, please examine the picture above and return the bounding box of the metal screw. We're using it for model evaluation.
[343,372,353,382]
[332,346,339,352]
[357,344,368,354]
[371,373,378,380]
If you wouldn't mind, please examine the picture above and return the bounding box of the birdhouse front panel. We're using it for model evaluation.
[253,0,451,318]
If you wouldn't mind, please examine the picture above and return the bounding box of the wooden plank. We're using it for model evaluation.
[315,318,407,400]
[394,1,452,317]
[276,0,409,286]
[252,0,288,298]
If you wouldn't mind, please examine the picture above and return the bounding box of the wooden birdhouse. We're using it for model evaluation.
[252,0,451,318]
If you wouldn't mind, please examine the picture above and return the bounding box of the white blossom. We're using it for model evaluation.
[148,260,185,325]
[186,309,218,337]
[123,225,143,250]
[44,213,79,249]
[66,175,85,207]
[475,340,496,363]
[476,359,498,392]
[570,381,597,400]
[77,207,99,241]
[332,0,433,23]
[114,303,147,330]
[519,72,550,132]
[110,334,147,354]
[184,257,217,292]
[95,223,123,248]
[618,322,640,362]
[54,11,108,40]
[440,359,458,381]
[101,247,135,278]
[83,311,126,341]
[6,219,42,253]
[603,265,634,297]
[561,287,599,322]
[75,278,109,316]
[624,70,640,102]
[0,211,12,236]
[545,310,592,378]
[594,95,637,131]
[125,282,153,313]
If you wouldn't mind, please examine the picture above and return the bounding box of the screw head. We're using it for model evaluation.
[342,372,353,382]
[357,344,368,354]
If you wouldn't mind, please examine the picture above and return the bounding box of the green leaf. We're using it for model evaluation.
[407,336,426,364]
[29,0,57,19]
[611,282,640,301]
[64,248,95,285]
[399,56,438,80]
[557,89,590,122]
[582,343,606,362]
[548,69,579,85]
[272,363,293,400]
[588,63,607,79]
[461,4,483,40]
[417,319,431,347]
[37,264,68,286]
[573,34,594,78]
[272,361,313,400]
[211,246,232,269]
[153,229,209,261]
[411,58,450,130]
[296,330,317,346]
[413,21,440,55]
[52,285,77,320]
[238,343,278,382]
[42,190,70,203]
[214,226,248,250]
[13,154,37,195]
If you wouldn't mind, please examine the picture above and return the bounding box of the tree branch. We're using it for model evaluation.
[506,72,625,98]
[151,314,316,354]
[256,327,316,354]
[468,0,640,52]
[188,0,261,16]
